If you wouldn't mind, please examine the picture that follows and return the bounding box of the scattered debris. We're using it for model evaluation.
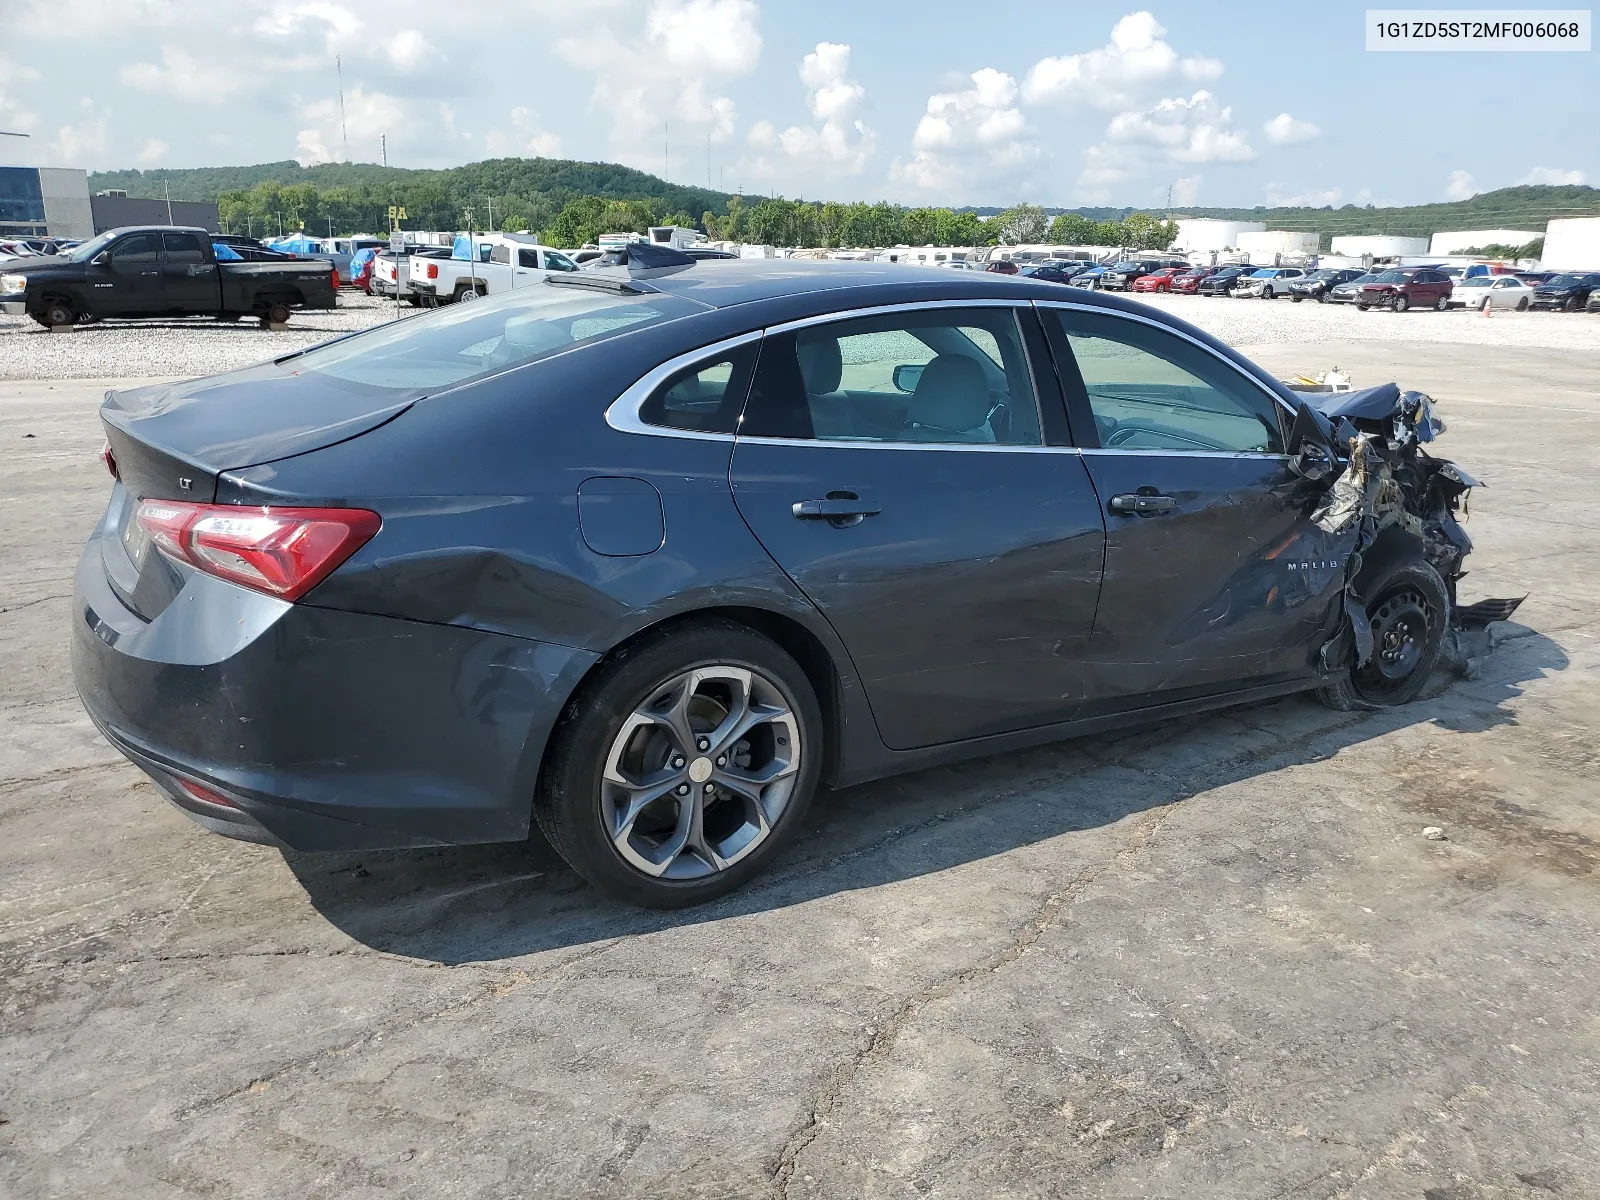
[1423,826,1447,841]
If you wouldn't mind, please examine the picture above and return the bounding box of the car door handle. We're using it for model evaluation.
[792,497,882,520]
[1109,492,1177,516]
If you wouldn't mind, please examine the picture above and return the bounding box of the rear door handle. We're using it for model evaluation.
[1108,492,1177,516]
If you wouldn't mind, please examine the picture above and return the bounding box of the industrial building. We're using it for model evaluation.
[1329,235,1430,259]
[1237,230,1319,261]
[1540,218,1600,270]
[1429,228,1542,255]
[0,166,93,239]
[1172,218,1266,253]
[90,190,220,234]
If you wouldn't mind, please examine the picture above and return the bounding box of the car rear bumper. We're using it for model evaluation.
[71,520,599,852]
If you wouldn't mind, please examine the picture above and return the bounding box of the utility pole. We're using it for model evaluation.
[485,196,494,233]
[381,134,387,169]
[163,179,173,224]
[336,55,349,162]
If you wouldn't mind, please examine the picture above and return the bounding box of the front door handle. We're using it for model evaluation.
[792,498,881,520]
[1108,492,1176,516]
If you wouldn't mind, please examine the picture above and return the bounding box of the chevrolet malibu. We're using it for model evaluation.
[75,255,1473,908]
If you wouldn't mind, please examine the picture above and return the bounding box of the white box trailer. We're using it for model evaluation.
[1541,218,1600,270]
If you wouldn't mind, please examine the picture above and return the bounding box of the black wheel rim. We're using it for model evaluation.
[1353,585,1437,700]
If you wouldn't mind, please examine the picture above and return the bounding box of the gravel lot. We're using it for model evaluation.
[2,319,1599,1194]
[2,286,1595,381]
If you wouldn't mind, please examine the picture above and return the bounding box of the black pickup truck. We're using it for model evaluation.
[0,226,338,328]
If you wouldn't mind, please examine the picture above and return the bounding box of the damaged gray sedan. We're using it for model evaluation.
[75,260,1525,906]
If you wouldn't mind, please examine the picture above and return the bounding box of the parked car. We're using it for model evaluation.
[71,252,1513,907]
[412,237,582,305]
[1531,272,1600,311]
[684,248,740,260]
[983,259,1019,274]
[0,225,337,327]
[1169,267,1214,294]
[1017,262,1082,285]
[1588,290,1600,313]
[1326,272,1381,304]
[1450,275,1535,311]
[371,246,452,303]
[1235,267,1307,299]
[1130,267,1185,293]
[1356,268,1453,312]
[1069,264,1107,289]
[1195,265,1256,296]
[349,247,381,293]
[1100,260,1185,291]
[1288,269,1366,303]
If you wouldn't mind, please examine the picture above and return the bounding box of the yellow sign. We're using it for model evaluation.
[387,205,396,219]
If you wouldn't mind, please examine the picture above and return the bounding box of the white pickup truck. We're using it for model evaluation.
[409,235,581,305]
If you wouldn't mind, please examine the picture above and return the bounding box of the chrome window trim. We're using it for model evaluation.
[761,296,1022,336]
[732,435,1080,455]
[603,330,763,442]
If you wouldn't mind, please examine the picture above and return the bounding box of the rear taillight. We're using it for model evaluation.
[176,778,235,808]
[134,500,381,601]
[100,442,119,480]
[426,262,439,279]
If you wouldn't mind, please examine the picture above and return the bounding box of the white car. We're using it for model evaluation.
[1450,274,1534,311]
[1234,267,1307,299]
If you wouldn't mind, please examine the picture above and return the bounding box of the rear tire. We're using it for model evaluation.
[533,619,824,908]
[1433,294,1448,312]
[264,302,292,326]
[1317,559,1449,711]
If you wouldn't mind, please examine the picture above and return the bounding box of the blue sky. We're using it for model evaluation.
[2,0,1594,208]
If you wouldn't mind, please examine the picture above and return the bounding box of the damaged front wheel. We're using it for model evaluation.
[1317,559,1449,711]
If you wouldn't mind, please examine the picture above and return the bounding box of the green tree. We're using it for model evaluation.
[1093,220,1125,246]
[1047,212,1097,244]
[994,203,1048,244]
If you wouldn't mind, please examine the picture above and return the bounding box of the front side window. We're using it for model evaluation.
[1049,309,1284,454]
[740,307,1042,446]
[110,234,158,267]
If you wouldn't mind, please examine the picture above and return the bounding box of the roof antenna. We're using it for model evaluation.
[337,55,349,162]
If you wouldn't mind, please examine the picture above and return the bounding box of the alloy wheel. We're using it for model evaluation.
[600,665,802,880]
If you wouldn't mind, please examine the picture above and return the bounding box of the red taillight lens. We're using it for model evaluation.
[426,262,439,279]
[134,500,381,600]
[100,442,119,480]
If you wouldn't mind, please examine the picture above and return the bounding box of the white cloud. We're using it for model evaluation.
[1446,169,1477,200]
[1171,174,1201,205]
[54,118,108,164]
[558,0,760,162]
[1265,183,1341,207]
[1262,112,1319,144]
[120,44,246,104]
[1518,166,1587,186]
[385,29,436,72]
[296,85,406,165]
[0,62,40,136]
[136,138,169,166]
[890,68,1039,197]
[253,1,365,54]
[1022,12,1223,111]
[750,42,874,175]
[1075,90,1251,203]
[484,106,563,158]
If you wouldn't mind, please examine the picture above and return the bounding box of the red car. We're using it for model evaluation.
[1356,267,1454,312]
[1131,267,1184,293]
[983,259,1019,275]
[1168,267,1213,294]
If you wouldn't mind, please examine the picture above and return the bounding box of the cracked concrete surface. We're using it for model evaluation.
[1,342,1598,1199]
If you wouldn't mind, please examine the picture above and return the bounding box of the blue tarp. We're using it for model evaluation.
[275,235,322,255]
[211,242,241,261]
[451,235,493,261]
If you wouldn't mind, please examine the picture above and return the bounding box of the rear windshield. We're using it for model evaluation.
[289,282,709,391]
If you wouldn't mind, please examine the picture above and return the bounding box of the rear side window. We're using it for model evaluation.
[741,307,1042,446]
[518,248,539,268]
[291,284,710,391]
[639,344,758,434]
[1049,309,1284,454]
[162,233,205,264]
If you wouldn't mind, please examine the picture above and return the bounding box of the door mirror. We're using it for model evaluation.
[891,363,925,393]
[1286,399,1339,481]
[91,251,110,266]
